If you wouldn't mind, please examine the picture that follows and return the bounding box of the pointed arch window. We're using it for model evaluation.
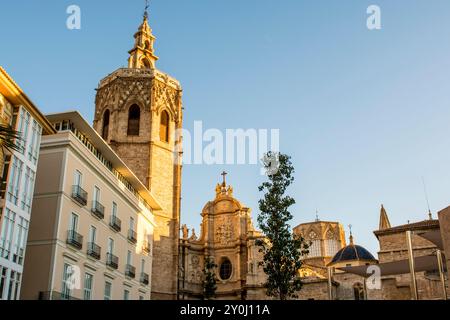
[127,105,140,136]
[159,110,170,143]
[102,110,110,140]
[141,58,151,69]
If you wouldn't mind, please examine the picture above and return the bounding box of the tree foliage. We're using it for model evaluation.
[256,151,309,300]
[203,256,217,300]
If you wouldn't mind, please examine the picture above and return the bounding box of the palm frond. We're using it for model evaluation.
[0,124,22,153]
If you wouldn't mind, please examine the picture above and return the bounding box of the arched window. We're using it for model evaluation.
[144,40,151,50]
[141,58,151,69]
[102,109,110,140]
[159,110,170,143]
[127,105,140,136]
[219,258,232,280]
[353,283,365,300]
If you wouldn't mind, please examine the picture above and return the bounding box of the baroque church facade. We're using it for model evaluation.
[92,12,183,299]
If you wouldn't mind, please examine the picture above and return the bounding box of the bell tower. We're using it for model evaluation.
[93,6,183,300]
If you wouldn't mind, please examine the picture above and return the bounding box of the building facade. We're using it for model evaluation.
[374,206,445,300]
[179,176,266,300]
[0,67,55,300]
[92,12,183,300]
[293,220,346,277]
[20,111,160,300]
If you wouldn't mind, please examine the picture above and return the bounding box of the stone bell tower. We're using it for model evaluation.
[93,8,183,300]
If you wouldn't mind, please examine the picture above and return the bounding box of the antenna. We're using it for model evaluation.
[421,177,433,220]
[315,209,319,222]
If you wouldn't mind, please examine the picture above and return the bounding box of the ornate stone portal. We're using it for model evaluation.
[178,175,266,300]
[93,12,183,300]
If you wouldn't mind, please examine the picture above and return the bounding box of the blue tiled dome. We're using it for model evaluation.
[331,244,376,264]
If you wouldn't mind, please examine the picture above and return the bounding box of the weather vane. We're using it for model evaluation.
[144,0,150,19]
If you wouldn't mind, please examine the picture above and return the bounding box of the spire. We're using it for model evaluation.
[379,204,391,230]
[348,224,354,245]
[128,0,159,69]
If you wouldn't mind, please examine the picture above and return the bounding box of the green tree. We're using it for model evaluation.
[256,151,309,300]
[202,256,217,300]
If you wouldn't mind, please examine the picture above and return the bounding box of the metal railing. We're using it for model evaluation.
[106,252,119,269]
[87,242,101,260]
[67,230,83,250]
[125,264,136,279]
[39,291,80,300]
[71,185,87,206]
[128,229,137,244]
[142,241,151,254]
[109,215,122,232]
[91,200,105,219]
[140,272,149,285]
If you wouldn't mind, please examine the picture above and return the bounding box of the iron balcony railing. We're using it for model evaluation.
[109,215,122,232]
[106,253,119,269]
[87,242,101,260]
[66,230,83,250]
[128,229,137,244]
[140,272,149,285]
[71,185,87,206]
[142,241,151,254]
[91,200,105,219]
[39,291,80,300]
[125,264,136,279]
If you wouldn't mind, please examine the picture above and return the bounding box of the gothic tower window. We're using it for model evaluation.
[127,105,140,136]
[219,258,232,280]
[141,58,151,69]
[159,110,170,143]
[102,109,110,140]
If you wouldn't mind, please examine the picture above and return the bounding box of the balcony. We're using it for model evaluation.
[125,264,136,279]
[91,200,105,220]
[140,272,149,286]
[39,291,80,301]
[71,185,87,206]
[67,230,83,250]
[128,229,137,244]
[142,241,151,254]
[87,242,101,260]
[106,253,119,269]
[109,215,122,232]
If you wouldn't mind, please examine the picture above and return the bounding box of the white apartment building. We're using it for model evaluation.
[0,67,55,300]
[20,111,160,300]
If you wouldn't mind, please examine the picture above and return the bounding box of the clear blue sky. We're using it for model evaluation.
[2,0,450,255]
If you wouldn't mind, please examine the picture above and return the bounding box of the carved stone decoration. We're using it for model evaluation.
[326,229,335,240]
[215,216,234,246]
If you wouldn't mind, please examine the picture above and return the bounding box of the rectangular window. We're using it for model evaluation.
[0,266,7,300]
[89,226,97,244]
[112,202,117,218]
[129,217,135,232]
[83,273,93,300]
[126,250,132,265]
[13,217,29,265]
[74,170,82,187]
[107,238,114,254]
[141,259,145,273]
[15,108,30,153]
[0,209,16,259]
[104,281,112,300]
[93,186,100,202]
[123,289,130,300]
[69,213,79,232]
[28,119,42,164]
[21,167,35,213]
[7,156,23,205]
[61,264,72,300]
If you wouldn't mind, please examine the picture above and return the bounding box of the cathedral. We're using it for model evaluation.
[92,11,183,300]
[86,7,448,301]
